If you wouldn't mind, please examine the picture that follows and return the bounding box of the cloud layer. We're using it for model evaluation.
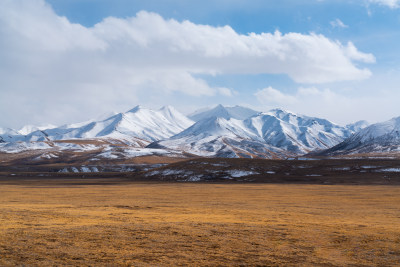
[330,19,348,28]
[370,0,400,8]
[255,85,400,125]
[0,0,375,127]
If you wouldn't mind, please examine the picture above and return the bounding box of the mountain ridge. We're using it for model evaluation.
[319,116,400,156]
[152,108,354,157]
[0,105,392,159]
[189,104,260,121]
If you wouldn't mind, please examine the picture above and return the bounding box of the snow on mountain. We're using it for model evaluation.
[153,108,352,156]
[150,115,289,158]
[1,106,194,146]
[0,128,21,143]
[225,105,260,120]
[0,141,54,153]
[346,120,369,133]
[159,105,194,130]
[174,116,260,141]
[1,104,387,159]
[189,105,259,121]
[18,124,57,135]
[0,139,182,164]
[0,128,18,136]
[322,116,400,155]
[244,109,353,154]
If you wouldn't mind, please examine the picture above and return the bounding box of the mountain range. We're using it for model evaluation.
[320,117,400,156]
[0,106,193,147]
[2,104,398,159]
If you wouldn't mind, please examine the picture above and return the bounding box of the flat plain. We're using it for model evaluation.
[0,180,399,266]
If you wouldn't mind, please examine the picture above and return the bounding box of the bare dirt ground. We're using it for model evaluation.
[0,181,399,266]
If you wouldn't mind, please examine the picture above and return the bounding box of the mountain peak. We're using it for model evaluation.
[189,104,259,121]
[211,104,229,114]
[126,105,145,113]
[189,104,231,121]
[321,116,400,156]
[159,105,176,113]
[346,120,369,133]
[268,108,296,117]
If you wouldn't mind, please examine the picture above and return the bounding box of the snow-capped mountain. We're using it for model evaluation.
[0,104,387,159]
[18,124,57,135]
[244,109,353,154]
[189,105,259,121]
[0,128,20,143]
[346,120,369,133]
[1,106,194,146]
[151,108,352,157]
[149,116,291,159]
[322,116,400,155]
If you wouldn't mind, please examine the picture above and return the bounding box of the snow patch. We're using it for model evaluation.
[186,175,202,182]
[376,168,400,172]
[332,167,350,171]
[227,170,258,178]
[361,166,377,169]
[0,142,52,153]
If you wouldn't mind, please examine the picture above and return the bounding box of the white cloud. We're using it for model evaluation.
[330,19,348,28]
[369,0,400,8]
[255,86,400,125]
[0,0,375,127]
[255,87,297,105]
[344,42,376,63]
[218,87,236,97]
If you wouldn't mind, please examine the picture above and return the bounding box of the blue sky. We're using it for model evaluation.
[1,0,400,128]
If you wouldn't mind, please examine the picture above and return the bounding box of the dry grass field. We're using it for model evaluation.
[0,181,399,266]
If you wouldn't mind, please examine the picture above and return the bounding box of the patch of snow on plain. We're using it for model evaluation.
[186,175,202,181]
[297,165,310,169]
[147,170,160,176]
[376,168,400,172]
[227,170,258,177]
[56,143,100,152]
[41,153,58,159]
[332,167,350,171]
[58,168,69,173]
[162,169,192,176]
[98,151,119,159]
[297,157,321,161]
[199,162,229,167]
[81,167,91,172]
[123,148,170,157]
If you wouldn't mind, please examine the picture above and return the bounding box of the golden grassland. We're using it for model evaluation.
[0,181,399,266]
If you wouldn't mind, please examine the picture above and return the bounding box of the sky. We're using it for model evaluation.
[1,0,400,128]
